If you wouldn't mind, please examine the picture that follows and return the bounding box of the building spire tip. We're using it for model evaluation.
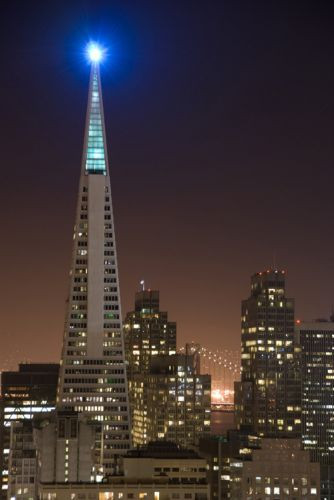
[86,42,106,64]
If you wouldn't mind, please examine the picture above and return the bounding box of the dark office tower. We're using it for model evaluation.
[57,53,131,472]
[234,270,301,438]
[0,363,59,497]
[124,289,177,376]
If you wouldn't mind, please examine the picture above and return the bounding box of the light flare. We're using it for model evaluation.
[87,42,104,63]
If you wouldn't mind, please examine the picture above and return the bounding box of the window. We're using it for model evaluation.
[70,419,77,438]
[58,419,65,438]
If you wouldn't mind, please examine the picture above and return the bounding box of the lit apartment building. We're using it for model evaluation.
[198,431,261,499]
[296,319,334,499]
[124,289,177,377]
[235,270,301,437]
[7,420,37,500]
[131,354,211,447]
[124,289,178,445]
[295,320,334,465]
[229,439,320,499]
[0,363,59,497]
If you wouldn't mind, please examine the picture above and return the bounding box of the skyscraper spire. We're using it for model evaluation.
[84,62,108,174]
[57,46,131,475]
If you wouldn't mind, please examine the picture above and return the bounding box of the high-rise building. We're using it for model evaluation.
[33,410,95,483]
[7,410,96,497]
[295,319,334,499]
[0,363,59,497]
[296,319,334,499]
[124,290,210,447]
[125,289,177,445]
[229,439,320,499]
[131,354,211,447]
[198,431,261,499]
[124,289,176,377]
[295,320,334,466]
[235,270,301,437]
[57,53,131,472]
[7,420,37,500]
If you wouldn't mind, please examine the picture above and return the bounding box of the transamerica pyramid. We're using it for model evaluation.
[57,46,131,475]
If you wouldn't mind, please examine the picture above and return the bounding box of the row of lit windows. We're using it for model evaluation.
[65,358,124,365]
[65,347,124,356]
[65,368,124,375]
[63,387,126,397]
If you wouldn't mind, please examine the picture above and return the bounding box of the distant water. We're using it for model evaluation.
[211,410,236,435]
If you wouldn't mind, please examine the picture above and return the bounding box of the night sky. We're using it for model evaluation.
[1,1,334,369]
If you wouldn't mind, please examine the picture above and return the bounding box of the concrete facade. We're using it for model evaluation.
[230,439,320,499]
[39,442,209,499]
[34,410,95,483]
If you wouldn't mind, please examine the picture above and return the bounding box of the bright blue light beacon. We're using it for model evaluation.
[87,42,104,63]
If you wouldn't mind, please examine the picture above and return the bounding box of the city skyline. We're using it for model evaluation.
[1,1,334,370]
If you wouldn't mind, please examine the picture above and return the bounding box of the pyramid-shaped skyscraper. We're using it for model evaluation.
[57,54,131,473]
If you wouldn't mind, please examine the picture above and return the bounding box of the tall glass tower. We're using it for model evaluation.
[57,48,131,474]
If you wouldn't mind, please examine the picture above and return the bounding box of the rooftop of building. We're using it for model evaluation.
[258,438,302,450]
[248,269,290,300]
[18,363,60,373]
[251,269,285,286]
[134,289,160,312]
[1,363,60,377]
[125,441,203,459]
[39,478,209,488]
[1,363,59,397]
[253,269,285,277]
[296,318,334,327]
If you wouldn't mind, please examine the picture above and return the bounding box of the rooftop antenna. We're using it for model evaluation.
[140,280,145,291]
[273,250,277,271]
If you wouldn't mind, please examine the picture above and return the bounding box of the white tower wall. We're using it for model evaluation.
[57,61,131,474]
